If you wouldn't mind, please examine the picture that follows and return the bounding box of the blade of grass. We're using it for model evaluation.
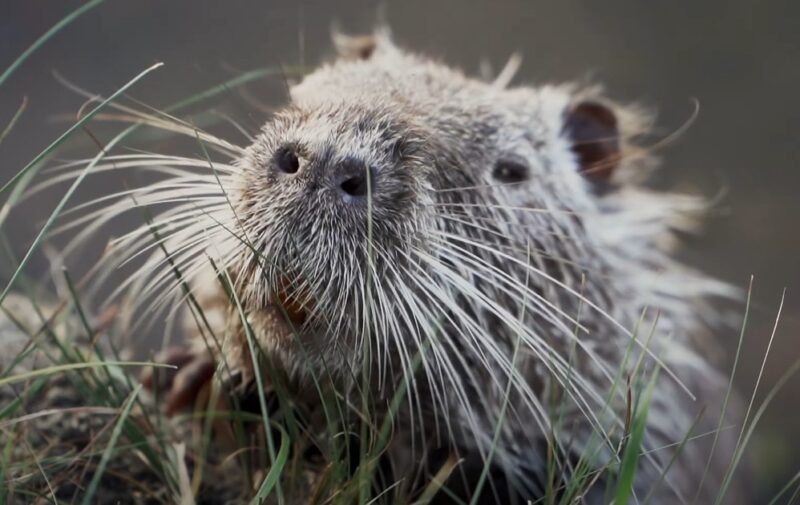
[19,437,56,502]
[0,61,162,198]
[545,274,587,505]
[170,443,195,505]
[0,0,108,87]
[468,329,523,505]
[0,165,35,230]
[555,312,656,504]
[0,376,48,419]
[469,244,534,505]
[168,67,302,112]
[0,406,119,430]
[62,268,128,400]
[768,467,800,505]
[717,288,785,497]
[2,64,280,228]
[215,265,285,502]
[713,361,800,504]
[251,424,291,504]
[79,384,142,505]
[412,456,462,505]
[788,485,800,505]
[61,267,172,482]
[0,96,28,146]
[0,361,173,387]
[692,276,753,504]
[358,161,377,505]
[0,428,15,504]
[0,63,164,307]
[613,365,661,505]
[641,408,706,505]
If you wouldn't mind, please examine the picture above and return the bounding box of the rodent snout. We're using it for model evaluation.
[272,146,375,204]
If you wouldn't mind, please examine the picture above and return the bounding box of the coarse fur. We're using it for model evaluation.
[47,30,744,503]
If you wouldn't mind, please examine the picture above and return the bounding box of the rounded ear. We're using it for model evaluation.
[562,101,621,184]
[331,27,393,61]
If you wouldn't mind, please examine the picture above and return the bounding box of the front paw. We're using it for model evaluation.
[140,346,215,416]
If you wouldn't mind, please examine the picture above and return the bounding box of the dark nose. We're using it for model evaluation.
[334,157,373,202]
[273,147,374,202]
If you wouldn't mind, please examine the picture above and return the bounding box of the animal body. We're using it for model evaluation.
[16,30,745,504]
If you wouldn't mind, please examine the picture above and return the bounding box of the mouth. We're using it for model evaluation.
[271,275,314,327]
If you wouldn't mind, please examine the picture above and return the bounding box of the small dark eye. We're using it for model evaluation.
[274,146,300,174]
[492,159,529,184]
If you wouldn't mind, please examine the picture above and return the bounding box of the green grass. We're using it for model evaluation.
[5,266,794,503]
[0,0,108,88]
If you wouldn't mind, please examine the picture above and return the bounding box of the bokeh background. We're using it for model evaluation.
[1,0,798,500]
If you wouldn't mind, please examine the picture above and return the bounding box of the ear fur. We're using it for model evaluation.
[331,26,393,61]
[562,101,621,184]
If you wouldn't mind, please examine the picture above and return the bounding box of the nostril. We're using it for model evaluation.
[333,158,374,201]
[339,174,369,198]
[274,146,300,174]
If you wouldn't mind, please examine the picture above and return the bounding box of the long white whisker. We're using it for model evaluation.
[431,228,695,401]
